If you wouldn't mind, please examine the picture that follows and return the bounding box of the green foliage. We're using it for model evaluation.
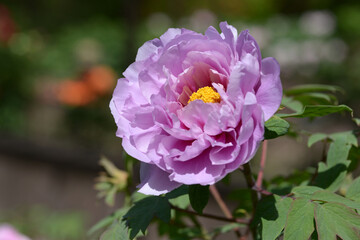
[346,177,360,202]
[308,133,327,147]
[312,131,357,191]
[188,185,210,214]
[123,196,171,239]
[285,84,344,96]
[315,203,360,240]
[278,105,352,118]
[100,220,128,240]
[89,208,128,236]
[284,198,315,240]
[210,223,244,238]
[264,116,290,139]
[95,157,129,207]
[292,186,323,199]
[254,195,292,240]
[255,187,360,240]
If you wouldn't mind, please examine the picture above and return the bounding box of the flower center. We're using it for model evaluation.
[188,86,221,104]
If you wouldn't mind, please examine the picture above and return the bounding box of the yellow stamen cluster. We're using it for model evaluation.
[188,86,221,104]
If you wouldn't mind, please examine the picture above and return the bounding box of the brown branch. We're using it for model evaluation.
[209,185,243,239]
[243,163,259,210]
[253,186,272,196]
[209,185,233,219]
[170,205,250,225]
[256,140,268,190]
[242,163,259,240]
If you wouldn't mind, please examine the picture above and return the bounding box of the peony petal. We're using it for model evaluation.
[220,22,238,53]
[174,135,210,161]
[256,57,282,120]
[123,62,142,83]
[205,26,223,41]
[136,40,160,62]
[168,149,225,185]
[122,137,151,163]
[110,78,148,138]
[178,100,219,133]
[242,92,257,123]
[209,131,237,165]
[138,163,181,195]
[227,54,260,102]
[159,28,182,46]
[138,70,164,102]
[236,30,262,64]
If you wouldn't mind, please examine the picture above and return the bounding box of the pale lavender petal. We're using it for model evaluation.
[168,149,225,185]
[205,26,223,41]
[174,136,210,161]
[159,28,182,46]
[227,53,260,101]
[122,137,151,163]
[123,62,142,83]
[256,57,282,120]
[138,70,164,101]
[178,100,219,132]
[138,163,181,195]
[236,30,262,64]
[220,22,238,52]
[136,40,160,61]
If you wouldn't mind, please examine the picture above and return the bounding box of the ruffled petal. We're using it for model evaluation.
[138,163,181,195]
[168,149,225,185]
[220,22,238,53]
[136,39,161,62]
[256,57,282,120]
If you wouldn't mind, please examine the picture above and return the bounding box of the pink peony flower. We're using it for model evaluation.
[110,22,282,195]
[0,225,30,240]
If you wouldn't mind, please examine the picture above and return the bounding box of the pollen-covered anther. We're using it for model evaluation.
[188,86,221,104]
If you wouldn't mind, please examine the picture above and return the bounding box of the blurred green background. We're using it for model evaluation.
[0,0,360,239]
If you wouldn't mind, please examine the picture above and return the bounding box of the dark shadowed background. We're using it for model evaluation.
[0,0,360,239]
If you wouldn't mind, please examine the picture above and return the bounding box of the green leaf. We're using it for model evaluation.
[254,195,293,240]
[285,84,344,95]
[123,196,171,239]
[130,192,147,203]
[293,92,338,106]
[314,202,360,240]
[169,194,190,209]
[312,133,354,191]
[278,105,352,118]
[284,198,315,240]
[327,134,352,167]
[292,186,323,199]
[105,186,117,207]
[281,96,303,113]
[88,208,128,235]
[346,177,360,202]
[177,227,203,238]
[210,223,244,237]
[165,185,188,199]
[100,220,129,240]
[329,131,358,147]
[308,133,328,148]
[188,185,209,214]
[311,190,360,210]
[348,146,360,172]
[264,116,290,139]
[353,118,360,126]
[313,161,350,191]
[228,189,253,214]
